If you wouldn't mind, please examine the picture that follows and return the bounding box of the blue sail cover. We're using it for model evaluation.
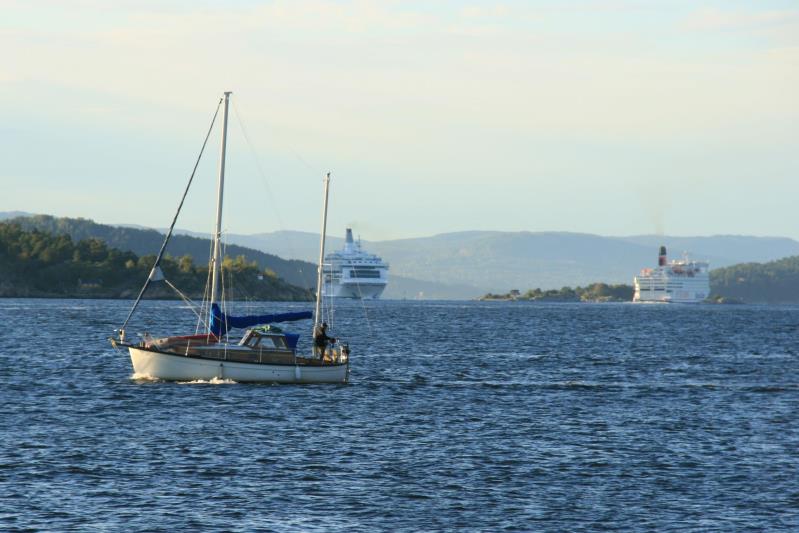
[210,303,312,336]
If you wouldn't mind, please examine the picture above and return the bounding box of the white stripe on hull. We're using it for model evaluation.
[130,348,348,384]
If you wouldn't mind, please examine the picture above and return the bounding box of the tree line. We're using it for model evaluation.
[482,283,634,302]
[8,214,316,288]
[0,222,311,300]
[709,256,799,304]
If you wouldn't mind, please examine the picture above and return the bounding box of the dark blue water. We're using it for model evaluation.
[1,299,798,532]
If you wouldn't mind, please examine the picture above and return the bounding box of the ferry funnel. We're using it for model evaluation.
[344,228,355,253]
[658,245,667,267]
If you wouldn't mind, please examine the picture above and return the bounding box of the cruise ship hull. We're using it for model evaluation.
[633,293,707,304]
[325,281,386,299]
[633,277,709,303]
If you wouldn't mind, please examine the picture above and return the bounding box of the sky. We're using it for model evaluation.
[1,0,797,240]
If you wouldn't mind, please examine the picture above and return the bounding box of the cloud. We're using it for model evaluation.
[683,7,799,33]
[3,1,799,238]
[459,5,511,19]
[2,2,795,163]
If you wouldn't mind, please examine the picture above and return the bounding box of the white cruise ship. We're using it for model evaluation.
[323,229,389,299]
[633,246,710,303]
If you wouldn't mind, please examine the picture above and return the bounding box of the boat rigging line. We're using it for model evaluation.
[119,97,223,336]
[111,90,350,383]
[164,278,210,332]
[353,269,375,336]
[231,97,317,290]
[195,238,215,335]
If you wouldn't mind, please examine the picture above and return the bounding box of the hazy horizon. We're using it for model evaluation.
[3,209,799,242]
[2,1,797,240]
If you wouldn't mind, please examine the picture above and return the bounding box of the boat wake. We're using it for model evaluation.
[131,372,161,381]
[177,377,238,385]
[131,373,237,385]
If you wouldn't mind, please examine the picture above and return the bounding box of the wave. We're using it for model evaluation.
[131,372,162,382]
[131,373,236,385]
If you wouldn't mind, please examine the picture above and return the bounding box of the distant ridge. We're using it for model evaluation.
[620,235,799,264]
[211,229,799,294]
[6,212,799,299]
[0,211,35,221]
[4,214,476,299]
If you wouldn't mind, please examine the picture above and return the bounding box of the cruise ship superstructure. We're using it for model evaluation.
[323,229,388,299]
[633,246,710,303]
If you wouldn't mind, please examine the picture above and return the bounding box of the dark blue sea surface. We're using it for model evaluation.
[1,298,798,532]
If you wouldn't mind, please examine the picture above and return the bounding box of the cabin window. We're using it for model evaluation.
[272,337,288,349]
[260,336,288,349]
[350,269,381,278]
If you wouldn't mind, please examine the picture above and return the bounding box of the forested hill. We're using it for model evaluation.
[0,222,311,300]
[9,215,317,289]
[711,256,799,304]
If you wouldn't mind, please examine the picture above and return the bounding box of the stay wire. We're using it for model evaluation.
[164,278,210,332]
[221,237,230,339]
[196,239,215,335]
[120,97,223,333]
[231,98,315,291]
[354,277,374,337]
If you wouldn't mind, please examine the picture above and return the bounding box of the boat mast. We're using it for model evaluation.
[210,91,232,313]
[314,172,331,333]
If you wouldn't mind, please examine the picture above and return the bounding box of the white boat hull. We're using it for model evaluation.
[130,347,348,384]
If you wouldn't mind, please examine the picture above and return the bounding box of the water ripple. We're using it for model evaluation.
[0,299,798,531]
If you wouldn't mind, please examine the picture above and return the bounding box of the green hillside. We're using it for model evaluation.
[710,256,799,304]
[0,222,311,300]
[9,215,317,289]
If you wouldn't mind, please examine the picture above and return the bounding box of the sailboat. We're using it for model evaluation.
[109,92,349,383]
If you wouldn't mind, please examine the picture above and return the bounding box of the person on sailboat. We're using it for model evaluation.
[313,322,336,360]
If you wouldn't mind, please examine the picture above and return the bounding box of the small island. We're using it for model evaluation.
[481,283,634,303]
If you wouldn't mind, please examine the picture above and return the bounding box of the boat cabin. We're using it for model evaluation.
[238,328,300,353]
